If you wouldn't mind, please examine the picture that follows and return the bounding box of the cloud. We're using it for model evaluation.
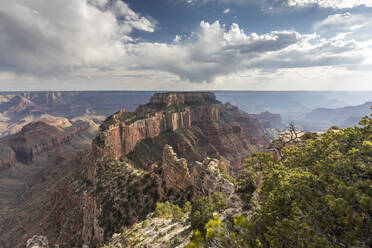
[127,20,365,82]
[182,0,372,9]
[173,35,182,43]
[223,8,231,14]
[314,12,372,42]
[287,0,372,9]
[0,1,370,85]
[111,0,155,33]
[0,0,154,77]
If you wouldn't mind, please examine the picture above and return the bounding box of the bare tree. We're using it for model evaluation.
[268,122,300,162]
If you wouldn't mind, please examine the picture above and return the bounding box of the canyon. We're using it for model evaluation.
[0,92,272,247]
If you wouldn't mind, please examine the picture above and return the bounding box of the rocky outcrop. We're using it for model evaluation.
[39,116,72,128]
[147,92,218,107]
[103,146,240,248]
[91,92,269,173]
[82,191,104,246]
[26,235,49,248]
[79,142,238,247]
[0,143,16,171]
[161,145,234,199]
[190,157,235,198]
[105,215,193,248]
[162,145,190,192]
[94,110,192,159]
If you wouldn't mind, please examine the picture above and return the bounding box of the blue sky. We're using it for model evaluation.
[0,0,371,90]
[127,0,331,40]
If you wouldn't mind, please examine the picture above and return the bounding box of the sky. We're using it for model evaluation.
[0,0,371,91]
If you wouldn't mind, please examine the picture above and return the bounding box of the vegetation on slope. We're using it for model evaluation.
[154,201,188,222]
[187,112,372,247]
[96,157,159,239]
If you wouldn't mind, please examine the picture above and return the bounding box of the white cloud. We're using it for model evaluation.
[182,0,372,9]
[88,0,109,8]
[314,12,372,41]
[126,20,366,82]
[111,0,155,33]
[223,8,231,14]
[0,1,371,89]
[314,13,365,33]
[173,35,182,43]
[287,0,372,8]
[0,0,154,76]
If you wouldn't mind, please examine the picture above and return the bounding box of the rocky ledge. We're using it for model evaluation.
[147,92,218,107]
[91,92,270,174]
[162,145,235,198]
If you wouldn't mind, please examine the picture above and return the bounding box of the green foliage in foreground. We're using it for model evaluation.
[190,192,228,234]
[189,112,372,248]
[153,201,189,222]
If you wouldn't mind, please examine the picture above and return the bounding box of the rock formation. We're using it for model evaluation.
[0,92,270,248]
[1,120,91,165]
[93,92,269,172]
[74,92,269,247]
[0,91,154,138]
[161,145,234,198]
[162,145,190,192]
[94,109,192,159]
[0,143,16,171]
[26,235,49,248]
[0,95,39,115]
[0,120,98,248]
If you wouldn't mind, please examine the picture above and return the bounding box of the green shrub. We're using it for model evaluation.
[190,192,227,234]
[183,201,192,213]
[154,202,173,219]
[171,204,185,222]
[154,201,185,222]
[329,125,341,130]
[301,131,318,140]
[188,111,372,248]
[142,220,149,227]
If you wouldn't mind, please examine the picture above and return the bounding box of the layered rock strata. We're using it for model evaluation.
[93,92,269,170]
[0,92,270,247]
[1,121,91,164]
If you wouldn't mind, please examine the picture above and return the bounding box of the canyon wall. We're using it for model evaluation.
[1,121,92,165]
[0,92,271,247]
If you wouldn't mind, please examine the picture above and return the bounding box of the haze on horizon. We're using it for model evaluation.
[0,0,371,91]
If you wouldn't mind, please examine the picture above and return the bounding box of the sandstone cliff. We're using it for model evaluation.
[0,92,269,247]
[92,92,269,172]
[78,92,267,247]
